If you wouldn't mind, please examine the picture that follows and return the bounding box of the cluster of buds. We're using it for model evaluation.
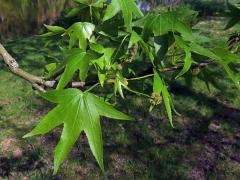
[122,78,128,86]
[116,64,123,71]
[191,67,200,76]
[126,44,139,63]
[150,93,162,106]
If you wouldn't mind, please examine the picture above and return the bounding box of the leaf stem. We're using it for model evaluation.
[114,34,129,59]
[85,83,100,93]
[90,6,93,23]
[128,74,154,81]
[124,85,151,98]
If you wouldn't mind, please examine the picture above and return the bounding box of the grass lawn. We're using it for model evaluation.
[0,19,240,179]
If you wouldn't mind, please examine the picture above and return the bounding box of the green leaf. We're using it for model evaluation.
[24,89,132,174]
[213,48,240,90]
[40,25,66,37]
[153,72,174,127]
[174,35,192,78]
[154,34,170,62]
[174,35,187,48]
[162,85,174,127]
[128,31,142,48]
[134,12,192,38]
[98,71,106,87]
[114,73,128,98]
[57,49,86,90]
[79,53,91,81]
[153,70,163,93]
[214,48,240,63]
[201,69,223,91]
[225,2,240,29]
[227,1,240,14]
[103,0,143,31]
[44,24,66,33]
[225,17,240,30]
[222,63,240,90]
[65,6,87,18]
[91,46,116,86]
[45,63,57,75]
[128,31,148,52]
[90,43,105,54]
[64,22,95,50]
[93,56,106,86]
[40,32,58,37]
[93,56,107,87]
[114,78,124,98]
[189,43,219,60]
[176,49,192,79]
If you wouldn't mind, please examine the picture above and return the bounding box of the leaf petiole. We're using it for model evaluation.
[127,74,154,81]
[85,83,101,93]
[123,85,151,98]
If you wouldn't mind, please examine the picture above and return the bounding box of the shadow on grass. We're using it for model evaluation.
[0,37,240,179]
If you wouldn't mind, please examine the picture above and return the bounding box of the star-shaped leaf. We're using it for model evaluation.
[133,12,192,39]
[57,49,100,90]
[24,89,132,174]
[64,22,95,50]
[103,0,143,31]
[225,2,240,29]
[57,49,86,89]
[91,43,116,86]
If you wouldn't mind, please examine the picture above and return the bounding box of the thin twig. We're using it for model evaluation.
[0,43,90,91]
[160,61,216,72]
[0,42,216,93]
[0,43,47,92]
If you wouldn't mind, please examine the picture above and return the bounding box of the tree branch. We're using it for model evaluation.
[0,42,216,92]
[160,61,216,72]
[0,43,48,92]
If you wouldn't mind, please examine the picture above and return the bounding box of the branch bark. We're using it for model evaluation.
[160,61,215,72]
[0,43,48,92]
[0,42,215,92]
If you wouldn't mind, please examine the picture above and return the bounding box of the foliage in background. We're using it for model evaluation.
[184,0,226,17]
[225,1,240,53]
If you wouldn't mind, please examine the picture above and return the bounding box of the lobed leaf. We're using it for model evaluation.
[57,49,86,89]
[64,22,95,50]
[134,12,192,39]
[24,89,132,174]
[103,0,143,31]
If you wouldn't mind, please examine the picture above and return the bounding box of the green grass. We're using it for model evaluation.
[0,19,240,179]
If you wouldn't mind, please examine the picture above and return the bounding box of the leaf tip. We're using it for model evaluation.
[127,116,134,121]
[53,159,61,175]
[53,169,58,176]
[175,75,180,80]
[22,133,32,139]
[170,122,175,128]
[99,163,105,172]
